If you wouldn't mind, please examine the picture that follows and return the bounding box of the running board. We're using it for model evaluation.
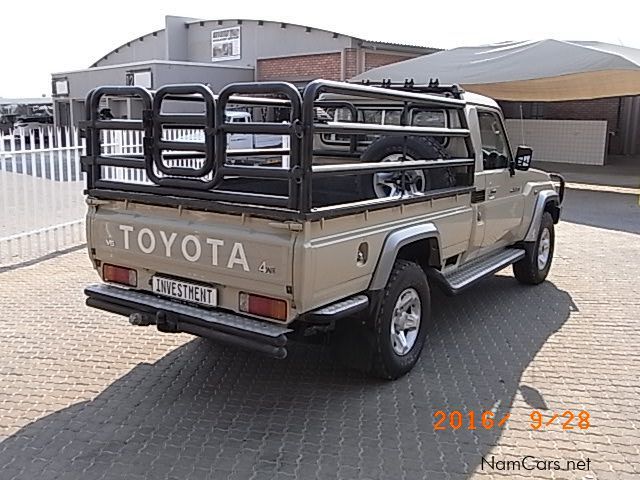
[311,295,369,317]
[429,248,525,295]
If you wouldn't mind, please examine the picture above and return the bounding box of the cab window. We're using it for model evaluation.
[360,109,383,124]
[335,107,353,122]
[412,110,445,127]
[478,111,510,170]
[383,110,402,126]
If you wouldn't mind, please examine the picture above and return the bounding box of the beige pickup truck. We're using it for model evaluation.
[81,79,564,379]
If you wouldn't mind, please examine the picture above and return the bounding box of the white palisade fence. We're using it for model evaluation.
[99,128,205,184]
[0,127,87,267]
[0,127,179,267]
[1,126,286,267]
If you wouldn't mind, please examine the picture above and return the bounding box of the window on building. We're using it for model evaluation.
[53,79,69,96]
[126,70,152,88]
[133,71,152,88]
[523,102,544,119]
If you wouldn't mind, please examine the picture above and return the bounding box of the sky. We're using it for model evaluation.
[1,0,640,97]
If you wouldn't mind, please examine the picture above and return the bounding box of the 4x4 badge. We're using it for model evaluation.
[258,261,276,274]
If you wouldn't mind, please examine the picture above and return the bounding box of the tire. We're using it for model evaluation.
[513,211,555,285]
[370,259,431,379]
[359,136,455,199]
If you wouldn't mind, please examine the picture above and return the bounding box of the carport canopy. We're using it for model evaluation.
[350,40,640,101]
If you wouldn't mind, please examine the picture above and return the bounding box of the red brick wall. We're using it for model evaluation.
[501,98,619,123]
[540,98,620,123]
[257,50,420,83]
[344,48,359,80]
[257,52,342,82]
[364,52,416,71]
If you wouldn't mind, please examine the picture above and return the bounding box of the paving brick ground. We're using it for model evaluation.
[0,187,639,480]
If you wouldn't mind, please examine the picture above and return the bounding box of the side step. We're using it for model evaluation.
[310,295,369,318]
[429,248,525,295]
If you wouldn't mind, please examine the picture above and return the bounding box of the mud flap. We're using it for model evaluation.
[331,318,376,372]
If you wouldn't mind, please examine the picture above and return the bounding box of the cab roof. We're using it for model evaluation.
[462,91,500,109]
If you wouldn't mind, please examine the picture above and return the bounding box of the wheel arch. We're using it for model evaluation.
[544,199,561,224]
[524,190,560,242]
[368,224,441,291]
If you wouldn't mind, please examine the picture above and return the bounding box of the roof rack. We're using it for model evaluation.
[357,78,464,99]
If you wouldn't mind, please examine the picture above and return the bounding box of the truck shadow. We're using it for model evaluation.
[0,276,575,480]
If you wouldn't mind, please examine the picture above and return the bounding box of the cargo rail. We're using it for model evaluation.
[80,79,476,220]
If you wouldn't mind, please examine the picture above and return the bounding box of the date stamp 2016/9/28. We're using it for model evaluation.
[433,410,591,431]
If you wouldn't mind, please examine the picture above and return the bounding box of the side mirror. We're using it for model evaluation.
[514,146,533,171]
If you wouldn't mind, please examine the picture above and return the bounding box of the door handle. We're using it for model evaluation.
[488,187,497,200]
[489,188,498,194]
[510,186,521,193]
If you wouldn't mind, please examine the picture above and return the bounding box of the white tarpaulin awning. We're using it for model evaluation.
[351,40,640,101]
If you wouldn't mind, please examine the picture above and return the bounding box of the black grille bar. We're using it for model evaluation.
[150,84,216,181]
[311,158,474,177]
[216,82,303,210]
[82,79,477,219]
[313,122,470,137]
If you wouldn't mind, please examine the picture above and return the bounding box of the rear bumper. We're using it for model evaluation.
[85,283,292,358]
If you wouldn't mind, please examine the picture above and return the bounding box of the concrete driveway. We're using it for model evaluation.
[0,186,638,480]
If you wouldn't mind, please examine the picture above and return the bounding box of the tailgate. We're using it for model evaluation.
[88,200,297,316]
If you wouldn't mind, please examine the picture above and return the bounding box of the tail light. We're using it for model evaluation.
[103,264,137,287]
[239,292,287,321]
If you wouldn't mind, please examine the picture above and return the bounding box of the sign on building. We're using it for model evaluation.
[211,27,241,62]
[125,70,152,88]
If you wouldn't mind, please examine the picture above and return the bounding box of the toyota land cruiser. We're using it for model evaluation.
[81,79,564,379]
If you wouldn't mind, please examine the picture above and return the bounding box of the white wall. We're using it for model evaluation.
[505,119,607,165]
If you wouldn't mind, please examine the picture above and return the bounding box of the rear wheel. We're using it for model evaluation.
[513,211,555,284]
[370,259,431,379]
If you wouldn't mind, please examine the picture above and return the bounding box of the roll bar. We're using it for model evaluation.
[80,79,476,219]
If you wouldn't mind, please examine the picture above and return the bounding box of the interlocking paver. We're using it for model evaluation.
[0,187,639,479]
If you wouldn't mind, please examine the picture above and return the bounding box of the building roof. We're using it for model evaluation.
[89,28,165,68]
[0,97,52,106]
[183,19,438,50]
[90,18,440,68]
[57,60,253,76]
[359,39,440,55]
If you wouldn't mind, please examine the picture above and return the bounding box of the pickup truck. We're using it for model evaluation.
[12,114,54,144]
[177,110,282,152]
[81,80,564,379]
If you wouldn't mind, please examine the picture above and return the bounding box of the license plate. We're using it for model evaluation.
[152,276,217,307]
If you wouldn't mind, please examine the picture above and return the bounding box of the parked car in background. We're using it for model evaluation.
[178,110,282,149]
[0,114,16,135]
[12,114,54,145]
[175,110,283,165]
